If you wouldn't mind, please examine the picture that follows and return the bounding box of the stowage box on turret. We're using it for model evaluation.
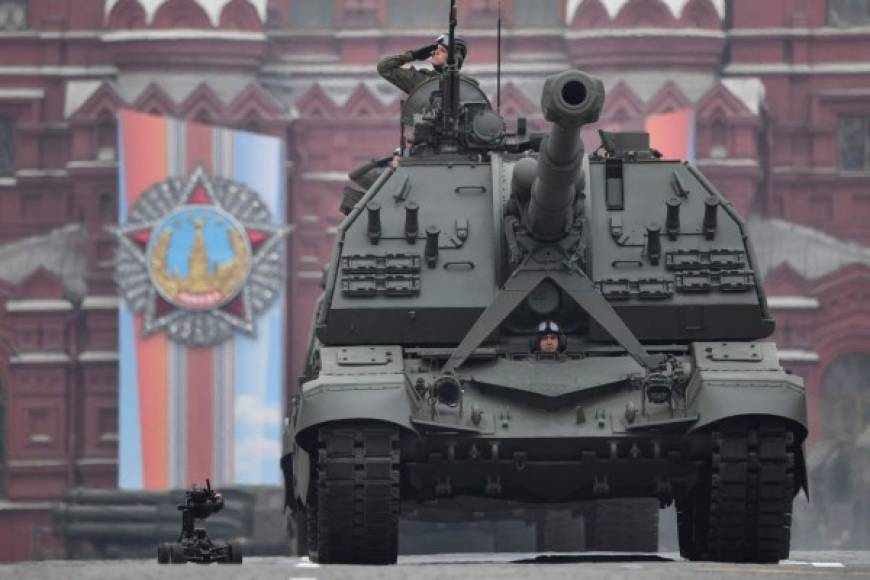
[281,5,807,565]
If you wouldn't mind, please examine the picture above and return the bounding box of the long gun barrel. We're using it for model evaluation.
[525,70,605,240]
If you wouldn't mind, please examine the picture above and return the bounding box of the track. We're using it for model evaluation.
[678,417,796,562]
[309,423,400,564]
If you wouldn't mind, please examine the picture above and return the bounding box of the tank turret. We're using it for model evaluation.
[525,71,604,240]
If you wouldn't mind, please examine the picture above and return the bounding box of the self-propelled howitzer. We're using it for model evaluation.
[282,59,807,564]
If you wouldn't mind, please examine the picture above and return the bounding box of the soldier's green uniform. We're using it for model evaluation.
[377,35,474,95]
[377,51,440,95]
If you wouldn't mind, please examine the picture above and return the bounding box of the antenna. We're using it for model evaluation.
[399,99,406,154]
[497,0,502,113]
[441,0,459,133]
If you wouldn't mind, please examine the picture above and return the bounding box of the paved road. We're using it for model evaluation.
[3,552,870,580]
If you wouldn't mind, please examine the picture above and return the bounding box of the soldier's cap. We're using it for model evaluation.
[435,33,468,59]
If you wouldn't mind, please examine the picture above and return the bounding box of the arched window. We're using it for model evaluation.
[838,116,870,172]
[514,0,561,27]
[289,0,332,28]
[99,192,115,223]
[821,353,870,442]
[0,118,14,177]
[710,117,727,158]
[828,0,870,27]
[0,375,5,497]
[96,115,117,161]
[388,0,441,27]
[0,0,28,31]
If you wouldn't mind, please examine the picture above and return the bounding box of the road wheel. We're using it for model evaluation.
[228,542,243,564]
[291,509,308,556]
[156,542,170,564]
[587,498,659,551]
[679,417,796,563]
[309,423,400,564]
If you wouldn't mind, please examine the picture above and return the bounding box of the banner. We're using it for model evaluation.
[645,109,696,162]
[115,110,287,489]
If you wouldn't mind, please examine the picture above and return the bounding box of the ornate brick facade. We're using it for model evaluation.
[0,0,868,560]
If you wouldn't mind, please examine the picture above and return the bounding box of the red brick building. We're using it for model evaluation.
[0,0,868,560]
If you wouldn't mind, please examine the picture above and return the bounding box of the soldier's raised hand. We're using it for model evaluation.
[411,43,437,61]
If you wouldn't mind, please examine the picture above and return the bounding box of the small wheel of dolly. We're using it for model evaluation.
[156,542,170,564]
[168,543,188,564]
[229,542,243,564]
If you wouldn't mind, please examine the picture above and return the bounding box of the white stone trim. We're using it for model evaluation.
[101,29,265,43]
[105,0,266,27]
[767,296,820,310]
[263,61,569,76]
[564,28,725,40]
[1,30,105,40]
[332,28,564,39]
[7,459,67,468]
[0,88,44,100]
[76,457,118,466]
[9,352,71,365]
[729,26,870,38]
[67,159,119,169]
[297,271,323,279]
[38,30,103,39]
[0,500,57,511]
[302,171,348,182]
[695,158,760,167]
[771,165,839,175]
[725,63,870,75]
[0,177,17,187]
[81,296,120,310]
[777,349,820,363]
[6,299,73,312]
[16,168,68,178]
[568,0,725,21]
[79,351,120,363]
[0,65,118,77]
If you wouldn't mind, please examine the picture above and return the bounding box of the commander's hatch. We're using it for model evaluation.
[400,76,492,127]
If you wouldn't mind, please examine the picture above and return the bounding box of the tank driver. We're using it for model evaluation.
[534,320,566,357]
[377,33,473,95]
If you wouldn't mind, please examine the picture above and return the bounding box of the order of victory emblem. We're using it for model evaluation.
[112,166,288,346]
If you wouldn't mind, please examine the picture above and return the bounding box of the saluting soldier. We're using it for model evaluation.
[377,33,472,95]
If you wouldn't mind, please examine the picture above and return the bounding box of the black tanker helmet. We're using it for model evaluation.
[534,320,567,353]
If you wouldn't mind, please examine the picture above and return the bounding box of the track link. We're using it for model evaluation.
[309,423,400,564]
[679,417,796,563]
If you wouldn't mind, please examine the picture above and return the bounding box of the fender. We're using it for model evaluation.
[685,342,807,436]
[685,342,808,494]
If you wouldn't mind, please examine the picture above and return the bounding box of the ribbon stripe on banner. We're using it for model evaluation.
[116,110,287,490]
